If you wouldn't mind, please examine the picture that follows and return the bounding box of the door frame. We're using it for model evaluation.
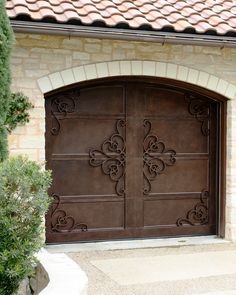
[45,76,227,239]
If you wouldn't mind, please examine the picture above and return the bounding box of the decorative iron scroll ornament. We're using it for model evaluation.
[50,91,78,135]
[89,119,126,196]
[143,120,176,195]
[185,93,210,136]
[176,189,209,226]
[51,194,88,232]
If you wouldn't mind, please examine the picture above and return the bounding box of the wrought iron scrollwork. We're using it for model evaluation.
[143,120,176,194]
[185,93,210,136]
[89,119,126,196]
[176,189,209,226]
[51,194,88,232]
[51,91,78,135]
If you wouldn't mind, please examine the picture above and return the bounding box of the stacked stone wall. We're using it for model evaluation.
[10,33,236,240]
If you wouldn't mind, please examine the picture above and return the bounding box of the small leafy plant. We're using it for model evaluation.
[5,92,33,133]
[0,156,51,295]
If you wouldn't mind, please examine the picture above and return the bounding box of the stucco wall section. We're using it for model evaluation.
[9,33,236,240]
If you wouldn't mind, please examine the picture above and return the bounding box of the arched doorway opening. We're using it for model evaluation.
[45,77,227,243]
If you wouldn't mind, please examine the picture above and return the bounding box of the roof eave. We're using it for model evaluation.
[11,20,236,48]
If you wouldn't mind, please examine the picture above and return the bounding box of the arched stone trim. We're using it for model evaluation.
[37,60,236,99]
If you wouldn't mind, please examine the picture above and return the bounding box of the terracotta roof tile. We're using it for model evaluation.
[192,3,205,12]
[217,22,233,34]
[145,10,164,22]
[6,0,236,35]
[228,17,236,28]
[167,13,185,24]
[180,6,196,17]
[201,8,216,18]
[221,10,235,19]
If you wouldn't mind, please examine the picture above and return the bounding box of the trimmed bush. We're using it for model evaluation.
[0,0,13,161]
[0,156,52,295]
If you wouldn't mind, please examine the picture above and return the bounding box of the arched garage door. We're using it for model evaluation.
[45,78,219,243]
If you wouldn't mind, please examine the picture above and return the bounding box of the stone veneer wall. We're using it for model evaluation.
[9,33,236,240]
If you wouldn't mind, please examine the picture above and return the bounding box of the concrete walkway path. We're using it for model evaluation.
[48,239,236,295]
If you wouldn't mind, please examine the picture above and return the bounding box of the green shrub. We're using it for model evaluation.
[0,156,52,295]
[0,0,14,161]
[5,92,34,133]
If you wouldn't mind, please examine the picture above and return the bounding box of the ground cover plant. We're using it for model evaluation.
[0,156,51,295]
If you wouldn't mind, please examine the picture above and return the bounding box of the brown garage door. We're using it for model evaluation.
[45,79,218,243]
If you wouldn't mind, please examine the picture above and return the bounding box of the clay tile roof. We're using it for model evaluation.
[5,0,236,36]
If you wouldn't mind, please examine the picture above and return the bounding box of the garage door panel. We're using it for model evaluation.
[144,196,208,227]
[51,160,117,195]
[147,119,208,153]
[144,159,209,194]
[49,118,123,154]
[144,87,188,117]
[51,201,124,231]
[79,85,125,115]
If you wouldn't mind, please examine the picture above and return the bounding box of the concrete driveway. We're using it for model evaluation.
[47,237,236,295]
